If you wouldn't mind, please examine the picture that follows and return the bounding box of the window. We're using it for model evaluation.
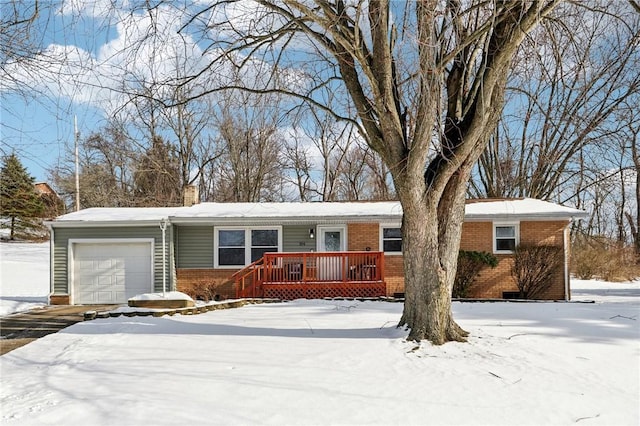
[251,229,278,262]
[218,230,246,266]
[494,223,518,253]
[215,227,281,268]
[380,225,402,254]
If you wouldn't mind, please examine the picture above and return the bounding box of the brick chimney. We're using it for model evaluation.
[183,185,199,207]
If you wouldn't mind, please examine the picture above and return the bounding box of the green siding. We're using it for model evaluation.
[283,225,316,253]
[175,226,214,268]
[52,226,172,295]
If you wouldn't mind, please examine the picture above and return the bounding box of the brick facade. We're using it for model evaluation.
[347,223,404,296]
[347,223,379,251]
[460,220,568,299]
[49,294,70,305]
[175,220,569,301]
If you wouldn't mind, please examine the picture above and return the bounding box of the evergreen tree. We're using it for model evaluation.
[0,154,44,239]
[133,136,182,206]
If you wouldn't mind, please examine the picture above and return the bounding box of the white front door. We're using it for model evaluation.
[317,226,346,280]
[318,226,346,252]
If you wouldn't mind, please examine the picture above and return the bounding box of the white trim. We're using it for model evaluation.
[68,238,155,305]
[49,227,55,301]
[49,220,169,228]
[213,226,283,269]
[317,225,347,252]
[493,222,520,254]
[379,223,403,255]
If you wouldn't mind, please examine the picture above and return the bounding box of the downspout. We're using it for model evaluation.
[160,218,168,297]
[564,220,572,301]
[48,225,55,303]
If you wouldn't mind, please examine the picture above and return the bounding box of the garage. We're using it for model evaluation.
[72,242,153,304]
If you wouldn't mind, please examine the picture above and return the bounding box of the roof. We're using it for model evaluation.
[47,198,587,227]
[48,207,182,227]
[463,198,588,221]
[170,202,403,224]
[34,182,59,196]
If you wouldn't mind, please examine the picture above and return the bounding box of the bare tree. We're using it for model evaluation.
[164,1,561,343]
[207,88,285,202]
[282,129,316,201]
[305,109,353,201]
[52,124,135,208]
[470,3,640,203]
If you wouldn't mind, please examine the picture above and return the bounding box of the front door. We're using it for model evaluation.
[317,226,346,280]
[318,226,345,252]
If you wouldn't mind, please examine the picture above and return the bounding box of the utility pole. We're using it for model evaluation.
[74,115,80,212]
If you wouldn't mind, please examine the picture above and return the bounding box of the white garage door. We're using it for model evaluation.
[73,242,153,304]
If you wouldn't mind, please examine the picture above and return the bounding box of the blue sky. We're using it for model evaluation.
[0,0,345,185]
[1,1,118,182]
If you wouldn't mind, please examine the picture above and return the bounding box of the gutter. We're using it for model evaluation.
[167,215,403,225]
[159,218,168,297]
[48,224,54,303]
[464,212,589,222]
[564,221,572,301]
[46,220,170,228]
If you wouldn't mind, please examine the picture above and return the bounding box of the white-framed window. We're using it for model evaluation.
[214,226,282,268]
[380,224,402,254]
[493,223,519,253]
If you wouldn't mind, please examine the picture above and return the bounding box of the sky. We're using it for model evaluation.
[1,240,639,425]
[1,1,262,183]
[1,0,336,186]
[1,1,121,182]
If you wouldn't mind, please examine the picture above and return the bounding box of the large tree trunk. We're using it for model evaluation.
[399,201,468,344]
[397,166,471,344]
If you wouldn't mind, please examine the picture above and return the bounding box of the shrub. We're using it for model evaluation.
[572,235,640,282]
[185,280,219,302]
[453,250,499,298]
[511,244,563,299]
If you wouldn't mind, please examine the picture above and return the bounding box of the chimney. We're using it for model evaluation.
[183,185,199,207]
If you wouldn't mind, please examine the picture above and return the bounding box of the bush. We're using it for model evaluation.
[511,244,563,299]
[572,235,640,282]
[185,280,219,302]
[453,250,498,298]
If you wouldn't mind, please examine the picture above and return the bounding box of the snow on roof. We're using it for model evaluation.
[48,198,586,226]
[464,198,588,220]
[51,207,183,224]
[171,202,403,220]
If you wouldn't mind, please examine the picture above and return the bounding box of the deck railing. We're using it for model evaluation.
[234,251,385,298]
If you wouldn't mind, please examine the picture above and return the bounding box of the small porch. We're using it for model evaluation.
[234,251,386,300]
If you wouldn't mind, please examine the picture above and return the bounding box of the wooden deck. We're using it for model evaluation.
[233,251,386,299]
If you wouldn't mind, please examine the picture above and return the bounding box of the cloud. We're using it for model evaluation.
[56,0,131,19]
[3,1,314,120]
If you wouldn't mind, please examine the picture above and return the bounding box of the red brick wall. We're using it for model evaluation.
[384,256,404,296]
[50,295,70,305]
[347,223,404,296]
[460,222,493,252]
[519,220,567,300]
[462,220,568,299]
[347,223,379,251]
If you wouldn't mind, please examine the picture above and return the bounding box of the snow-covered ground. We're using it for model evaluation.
[0,241,49,316]
[1,242,639,425]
